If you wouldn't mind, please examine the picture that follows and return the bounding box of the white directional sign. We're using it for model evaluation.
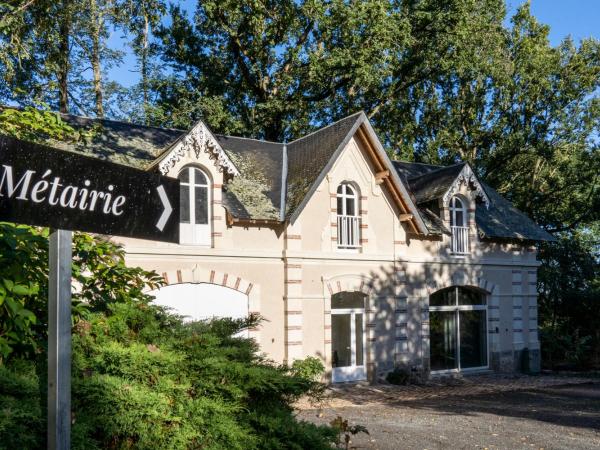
[0,135,179,243]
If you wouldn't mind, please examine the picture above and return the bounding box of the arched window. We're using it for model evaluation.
[336,183,360,249]
[449,196,466,227]
[429,286,487,372]
[178,166,211,245]
[449,196,468,254]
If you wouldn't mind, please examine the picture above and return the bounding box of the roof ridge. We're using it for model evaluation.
[407,162,466,181]
[215,134,284,146]
[59,112,187,133]
[393,160,444,168]
[287,111,364,146]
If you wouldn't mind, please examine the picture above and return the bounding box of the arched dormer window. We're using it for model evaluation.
[178,166,211,245]
[336,183,360,249]
[449,196,468,254]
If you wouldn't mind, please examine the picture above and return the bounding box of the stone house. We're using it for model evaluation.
[53,111,554,382]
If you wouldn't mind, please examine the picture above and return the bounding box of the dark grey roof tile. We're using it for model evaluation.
[286,112,363,218]
[408,163,466,203]
[216,135,283,220]
[49,114,185,169]
[477,182,555,242]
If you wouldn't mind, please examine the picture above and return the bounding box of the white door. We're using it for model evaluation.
[331,292,367,383]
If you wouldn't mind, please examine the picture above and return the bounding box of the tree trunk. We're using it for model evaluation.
[58,0,71,114]
[141,12,149,124]
[90,0,104,117]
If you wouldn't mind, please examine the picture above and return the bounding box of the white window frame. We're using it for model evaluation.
[449,196,469,255]
[429,287,489,375]
[336,183,360,250]
[179,166,211,246]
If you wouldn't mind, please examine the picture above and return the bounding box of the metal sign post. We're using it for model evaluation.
[47,229,72,450]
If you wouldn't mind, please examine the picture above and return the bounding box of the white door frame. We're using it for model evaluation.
[331,307,367,383]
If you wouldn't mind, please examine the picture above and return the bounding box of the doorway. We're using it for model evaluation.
[331,291,367,382]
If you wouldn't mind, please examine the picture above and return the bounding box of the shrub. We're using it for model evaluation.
[0,225,336,448]
[386,367,411,385]
[291,356,325,381]
[0,359,43,449]
[1,301,336,449]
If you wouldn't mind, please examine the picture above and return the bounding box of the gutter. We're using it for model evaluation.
[279,143,288,222]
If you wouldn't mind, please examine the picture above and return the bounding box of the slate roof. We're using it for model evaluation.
[407,163,466,204]
[8,109,553,242]
[392,161,555,242]
[477,182,555,241]
[285,112,363,218]
[50,114,186,169]
[216,135,284,220]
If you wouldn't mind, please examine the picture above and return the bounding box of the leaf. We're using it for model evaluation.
[12,284,32,296]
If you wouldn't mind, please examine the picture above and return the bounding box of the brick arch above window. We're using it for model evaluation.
[425,272,497,296]
[323,274,374,298]
[151,265,261,341]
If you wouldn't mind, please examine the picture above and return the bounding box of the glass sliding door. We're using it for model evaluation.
[430,311,458,371]
[459,310,487,369]
[429,287,488,373]
[331,292,367,382]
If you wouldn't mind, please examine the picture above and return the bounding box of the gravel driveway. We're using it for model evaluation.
[298,382,600,449]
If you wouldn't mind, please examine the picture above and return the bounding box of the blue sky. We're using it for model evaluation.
[107,0,600,88]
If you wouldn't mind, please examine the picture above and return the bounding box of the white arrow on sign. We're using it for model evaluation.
[155,185,173,232]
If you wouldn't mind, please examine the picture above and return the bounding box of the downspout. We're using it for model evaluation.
[279,143,288,222]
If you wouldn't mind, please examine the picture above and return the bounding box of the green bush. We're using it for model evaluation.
[0,302,335,449]
[0,224,335,449]
[291,356,325,381]
[0,360,44,449]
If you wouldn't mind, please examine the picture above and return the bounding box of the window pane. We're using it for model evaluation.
[430,287,455,307]
[194,168,207,185]
[337,196,343,215]
[346,197,355,216]
[337,184,344,194]
[459,310,487,368]
[331,292,365,309]
[194,186,208,224]
[178,168,189,183]
[454,209,464,227]
[180,185,190,223]
[458,288,485,306]
[430,311,458,370]
[355,313,364,366]
[332,314,352,368]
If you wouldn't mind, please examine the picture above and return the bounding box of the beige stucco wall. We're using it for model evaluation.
[115,131,541,380]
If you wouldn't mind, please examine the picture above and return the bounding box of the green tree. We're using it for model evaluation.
[153,0,406,139]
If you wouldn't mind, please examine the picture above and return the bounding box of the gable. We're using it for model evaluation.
[392,161,554,242]
[285,113,428,234]
[442,164,490,209]
[152,120,239,176]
